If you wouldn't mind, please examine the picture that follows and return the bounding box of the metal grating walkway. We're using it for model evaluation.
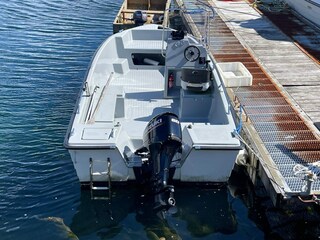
[178,0,320,198]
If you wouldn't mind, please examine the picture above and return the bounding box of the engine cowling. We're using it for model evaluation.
[132,11,147,26]
[143,112,182,148]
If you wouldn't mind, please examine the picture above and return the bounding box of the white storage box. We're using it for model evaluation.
[217,62,252,87]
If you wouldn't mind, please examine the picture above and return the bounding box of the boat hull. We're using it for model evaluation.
[65,24,243,186]
[68,148,135,183]
[284,0,320,27]
[69,147,240,184]
[178,149,240,183]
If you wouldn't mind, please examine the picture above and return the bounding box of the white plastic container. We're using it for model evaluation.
[217,62,252,87]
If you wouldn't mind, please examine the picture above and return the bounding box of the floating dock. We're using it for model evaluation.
[176,0,320,206]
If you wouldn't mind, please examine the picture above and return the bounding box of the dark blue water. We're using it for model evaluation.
[2,1,319,239]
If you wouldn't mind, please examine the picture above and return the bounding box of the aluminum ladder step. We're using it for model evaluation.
[91,186,110,191]
[89,157,112,200]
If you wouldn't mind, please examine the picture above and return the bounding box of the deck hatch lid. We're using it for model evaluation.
[82,128,116,140]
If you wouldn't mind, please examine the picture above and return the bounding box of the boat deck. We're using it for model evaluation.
[114,69,175,137]
[110,67,236,142]
[178,0,320,205]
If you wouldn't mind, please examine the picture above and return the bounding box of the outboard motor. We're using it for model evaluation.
[135,112,182,210]
[132,10,147,26]
[152,14,164,24]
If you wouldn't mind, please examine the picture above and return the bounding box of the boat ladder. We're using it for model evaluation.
[89,157,111,200]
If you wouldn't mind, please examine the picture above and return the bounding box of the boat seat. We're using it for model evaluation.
[95,86,124,123]
[124,40,166,50]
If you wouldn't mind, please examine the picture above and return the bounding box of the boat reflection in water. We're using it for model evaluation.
[172,187,237,238]
[70,184,238,239]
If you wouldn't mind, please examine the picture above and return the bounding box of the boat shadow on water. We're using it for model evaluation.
[69,182,240,239]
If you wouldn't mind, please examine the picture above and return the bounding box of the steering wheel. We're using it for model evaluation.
[184,45,200,62]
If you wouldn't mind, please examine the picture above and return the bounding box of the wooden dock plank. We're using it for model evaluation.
[212,0,320,125]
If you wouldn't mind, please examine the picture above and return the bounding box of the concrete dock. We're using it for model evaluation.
[176,0,320,206]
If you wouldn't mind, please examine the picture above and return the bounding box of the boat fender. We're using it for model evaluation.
[235,149,249,166]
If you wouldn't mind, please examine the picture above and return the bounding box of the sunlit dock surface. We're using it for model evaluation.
[177,0,320,206]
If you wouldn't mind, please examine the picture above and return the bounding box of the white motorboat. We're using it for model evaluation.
[64,24,242,207]
[113,0,170,33]
[284,0,320,27]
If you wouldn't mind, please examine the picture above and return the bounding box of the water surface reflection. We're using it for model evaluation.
[71,185,238,239]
